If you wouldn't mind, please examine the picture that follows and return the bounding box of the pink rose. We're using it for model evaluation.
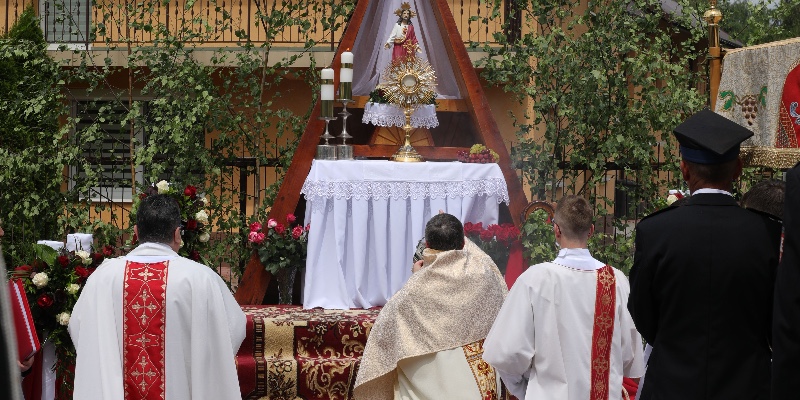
[249,222,262,232]
[305,223,310,232]
[292,226,303,239]
[248,231,266,244]
[267,219,278,228]
[274,223,286,235]
[286,214,296,224]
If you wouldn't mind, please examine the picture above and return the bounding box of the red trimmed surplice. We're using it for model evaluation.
[123,261,169,400]
[590,265,616,400]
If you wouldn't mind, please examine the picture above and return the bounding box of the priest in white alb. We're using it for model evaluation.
[483,195,644,400]
[68,194,246,399]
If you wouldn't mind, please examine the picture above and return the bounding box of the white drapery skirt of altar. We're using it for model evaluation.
[301,160,509,309]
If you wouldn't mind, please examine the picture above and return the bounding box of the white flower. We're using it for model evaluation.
[267,219,277,228]
[156,180,170,194]
[198,232,210,243]
[195,210,209,224]
[76,250,92,265]
[66,283,81,295]
[56,312,71,326]
[200,195,209,206]
[667,194,679,205]
[32,272,49,288]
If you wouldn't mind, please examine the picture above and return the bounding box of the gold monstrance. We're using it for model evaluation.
[381,57,437,162]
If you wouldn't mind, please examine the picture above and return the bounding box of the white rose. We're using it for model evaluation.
[195,210,209,224]
[156,180,170,194]
[200,196,209,206]
[667,194,678,205]
[198,232,210,243]
[56,312,71,326]
[66,283,81,295]
[76,250,92,265]
[32,272,49,288]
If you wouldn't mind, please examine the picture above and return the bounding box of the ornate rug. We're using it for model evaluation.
[237,305,381,400]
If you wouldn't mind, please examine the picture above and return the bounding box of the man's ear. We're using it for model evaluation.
[679,159,690,182]
[173,226,182,245]
[133,225,139,239]
[588,224,595,238]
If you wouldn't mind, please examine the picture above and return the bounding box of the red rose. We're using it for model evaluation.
[74,266,90,279]
[189,250,200,261]
[274,223,286,235]
[92,252,103,262]
[55,255,69,268]
[186,219,198,230]
[139,193,148,200]
[305,223,310,232]
[15,265,32,273]
[248,231,266,244]
[102,245,114,257]
[479,230,494,242]
[249,222,262,232]
[286,214,296,224]
[183,185,198,199]
[292,226,303,240]
[37,293,54,308]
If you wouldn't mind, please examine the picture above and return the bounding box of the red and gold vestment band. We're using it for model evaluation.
[590,265,616,400]
[123,261,169,400]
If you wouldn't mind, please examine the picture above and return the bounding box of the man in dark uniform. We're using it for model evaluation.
[772,161,800,398]
[628,109,782,400]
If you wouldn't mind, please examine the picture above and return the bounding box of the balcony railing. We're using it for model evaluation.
[2,0,508,47]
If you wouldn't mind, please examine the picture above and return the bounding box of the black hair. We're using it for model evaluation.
[684,158,740,185]
[741,179,785,219]
[425,213,464,251]
[396,9,413,24]
[137,194,182,244]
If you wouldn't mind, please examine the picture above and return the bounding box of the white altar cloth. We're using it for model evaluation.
[301,160,509,309]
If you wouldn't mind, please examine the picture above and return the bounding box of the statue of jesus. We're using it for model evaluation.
[384,2,420,62]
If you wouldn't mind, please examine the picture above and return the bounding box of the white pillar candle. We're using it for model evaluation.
[321,68,335,101]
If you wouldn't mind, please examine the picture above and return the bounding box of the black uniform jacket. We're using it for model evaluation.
[629,192,781,400]
[772,163,800,399]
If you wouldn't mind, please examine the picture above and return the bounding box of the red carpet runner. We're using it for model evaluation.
[237,306,381,399]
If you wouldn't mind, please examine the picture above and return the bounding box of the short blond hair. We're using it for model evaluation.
[554,195,593,239]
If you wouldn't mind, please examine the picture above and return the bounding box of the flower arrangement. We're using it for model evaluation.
[667,189,686,205]
[368,86,436,105]
[463,221,520,274]
[248,214,309,274]
[131,180,211,262]
[457,144,500,163]
[9,242,116,390]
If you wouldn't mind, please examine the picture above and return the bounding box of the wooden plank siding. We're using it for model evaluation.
[2,0,508,46]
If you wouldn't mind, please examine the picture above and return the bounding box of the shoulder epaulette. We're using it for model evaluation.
[638,204,680,222]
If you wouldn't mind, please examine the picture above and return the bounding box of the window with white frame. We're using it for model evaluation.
[39,0,91,46]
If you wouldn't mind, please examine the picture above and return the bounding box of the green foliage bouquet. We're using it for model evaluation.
[9,242,116,389]
[248,214,309,274]
[131,180,211,263]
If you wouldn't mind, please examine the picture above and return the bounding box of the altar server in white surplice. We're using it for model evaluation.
[69,194,246,400]
[483,195,644,400]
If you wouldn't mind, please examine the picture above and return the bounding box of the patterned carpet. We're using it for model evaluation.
[237,305,381,400]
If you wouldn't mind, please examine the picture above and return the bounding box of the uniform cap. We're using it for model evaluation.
[673,109,753,164]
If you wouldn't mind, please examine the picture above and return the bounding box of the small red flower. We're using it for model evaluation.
[292,226,303,240]
[249,222,262,232]
[139,193,148,200]
[102,245,114,257]
[57,255,70,268]
[274,223,286,235]
[92,252,103,263]
[183,185,198,199]
[286,214,297,224]
[186,219,198,230]
[305,223,310,232]
[248,231,266,244]
[479,230,494,242]
[37,293,54,308]
[74,266,90,279]
[15,265,32,273]
[189,250,201,261]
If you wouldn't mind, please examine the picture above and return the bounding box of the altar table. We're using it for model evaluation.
[301,160,509,309]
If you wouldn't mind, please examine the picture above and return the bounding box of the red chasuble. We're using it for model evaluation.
[590,265,616,400]
[123,261,169,400]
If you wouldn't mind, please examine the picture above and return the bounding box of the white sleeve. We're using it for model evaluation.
[482,281,535,399]
[386,24,400,45]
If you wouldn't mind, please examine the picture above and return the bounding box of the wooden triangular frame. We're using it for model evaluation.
[235,0,528,304]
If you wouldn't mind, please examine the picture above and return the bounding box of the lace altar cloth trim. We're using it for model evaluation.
[301,178,510,204]
[362,102,439,129]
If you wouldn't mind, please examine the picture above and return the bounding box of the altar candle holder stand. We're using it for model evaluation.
[336,99,354,160]
[316,115,338,160]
